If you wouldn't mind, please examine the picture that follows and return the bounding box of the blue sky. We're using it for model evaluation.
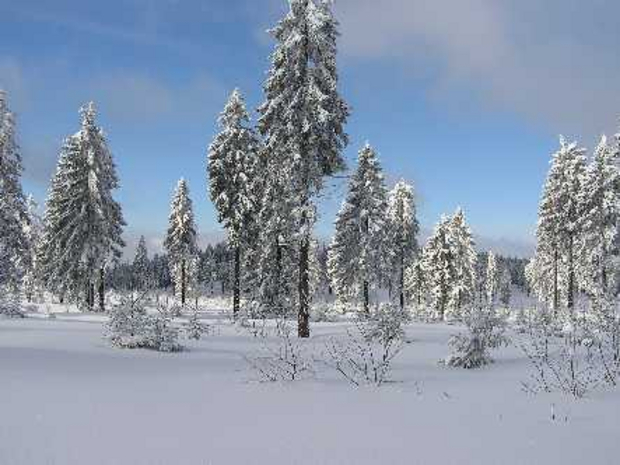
[2,0,620,257]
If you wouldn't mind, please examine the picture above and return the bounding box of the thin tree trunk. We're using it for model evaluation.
[399,251,405,310]
[363,280,370,314]
[553,247,559,314]
[98,267,105,312]
[233,245,241,318]
[567,236,574,312]
[181,258,186,306]
[298,235,310,338]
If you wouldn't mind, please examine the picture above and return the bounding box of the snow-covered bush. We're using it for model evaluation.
[310,302,338,322]
[185,309,208,341]
[519,308,607,398]
[324,303,407,386]
[0,291,24,318]
[444,305,509,369]
[245,319,313,382]
[104,294,181,352]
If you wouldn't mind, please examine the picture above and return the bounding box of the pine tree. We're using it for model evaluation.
[22,195,42,302]
[530,137,587,313]
[328,144,388,313]
[485,251,499,308]
[446,208,477,319]
[132,236,150,291]
[258,0,349,337]
[38,103,125,310]
[404,258,425,311]
[0,90,29,299]
[580,135,620,302]
[386,180,419,309]
[208,89,260,317]
[420,216,455,320]
[164,179,197,306]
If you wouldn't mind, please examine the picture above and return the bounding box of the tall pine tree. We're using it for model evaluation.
[164,178,197,306]
[530,137,587,313]
[258,0,349,337]
[208,89,260,317]
[0,90,29,299]
[446,208,477,319]
[38,103,125,310]
[580,135,620,302]
[132,235,150,291]
[386,180,419,309]
[327,144,387,313]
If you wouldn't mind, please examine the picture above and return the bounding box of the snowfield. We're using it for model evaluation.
[1,312,619,465]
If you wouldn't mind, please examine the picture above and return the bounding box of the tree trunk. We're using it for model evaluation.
[363,280,370,314]
[567,237,574,312]
[553,247,559,314]
[181,259,186,306]
[298,235,310,338]
[98,267,105,312]
[233,245,241,318]
[399,251,405,310]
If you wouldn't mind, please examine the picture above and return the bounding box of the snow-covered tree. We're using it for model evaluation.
[446,208,477,319]
[164,178,197,306]
[485,251,499,308]
[38,103,125,310]
[208,89,260,317]
[258,0,349,337]
[386,180,419,309]
[404,259,425,310]
[0,90,29,301]
[132,236,150,291]
[419,216,453,320]
[530,137,588,313]
[580,135,620,303]
[498,267,512,307]
[22,195,43,302]
[328,144,388,313]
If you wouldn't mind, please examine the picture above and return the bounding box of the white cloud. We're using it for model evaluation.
[335,0,620,143]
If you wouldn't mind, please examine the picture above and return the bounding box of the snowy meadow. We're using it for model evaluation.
[2,0,620,464]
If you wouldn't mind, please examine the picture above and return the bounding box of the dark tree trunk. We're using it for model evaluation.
[399,251,405,310]
[567,237,574,312]
[181,259,186,306]
[98,267,105,312]
[233,245,241,318]
[298,235,310,338]
[363,280,370,314]
[553,247,559,314]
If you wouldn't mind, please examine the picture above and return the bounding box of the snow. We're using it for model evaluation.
[1,311,619,465]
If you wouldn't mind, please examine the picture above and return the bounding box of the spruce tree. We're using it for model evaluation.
[164,179,197,306]
[485,251,499,308]
[446,208,477,319]
[580,135,620,302]
[531,137,587,313]
[38,103,125,310]
[327,144,388,313]
[22,195,42,302]
[0,90,29,298]
[132,235,150,291]
[208,89,260,317]
[258,0,349,337]
[419,216,454,320]
[386,180,419,309]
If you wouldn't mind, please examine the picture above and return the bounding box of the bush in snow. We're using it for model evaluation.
[324,303,407,386]
[0,291,24,318]
[104,294,181,352]
[444,304,509,369]
[184,308,208,341]
[310,302,339,323]
[245,319,313,382]
[518,305,613,398]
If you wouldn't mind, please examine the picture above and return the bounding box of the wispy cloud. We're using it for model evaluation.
[335,0,620,143]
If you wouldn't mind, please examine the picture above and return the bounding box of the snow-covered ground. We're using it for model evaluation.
[1,310,619,465]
